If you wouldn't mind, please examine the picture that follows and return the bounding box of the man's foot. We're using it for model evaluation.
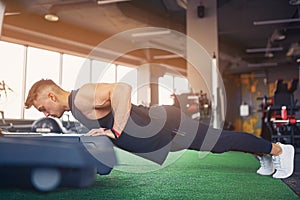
[272,143,295,179]
[257,155,274,175]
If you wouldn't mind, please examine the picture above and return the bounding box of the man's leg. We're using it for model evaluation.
[187,122,273,154]
[186,122,294,179]
[171,113,272,154]
[168,109,294,178]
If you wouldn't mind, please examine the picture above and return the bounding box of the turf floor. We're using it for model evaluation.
[0,151,299,200]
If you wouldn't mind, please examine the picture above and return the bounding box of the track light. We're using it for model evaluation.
[271,29,286,41]
[286,42,300,57]
[265,52,274,58]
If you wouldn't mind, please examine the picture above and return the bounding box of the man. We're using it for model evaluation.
[25,79,295,179]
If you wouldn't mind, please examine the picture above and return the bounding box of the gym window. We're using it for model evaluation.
[0,40,138,120]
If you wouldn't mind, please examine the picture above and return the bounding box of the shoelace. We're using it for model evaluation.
[272,156,282,169]
[258,156,273,168]
[258,157,266,167]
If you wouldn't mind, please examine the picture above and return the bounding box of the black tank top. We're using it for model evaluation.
[68,90,181,164]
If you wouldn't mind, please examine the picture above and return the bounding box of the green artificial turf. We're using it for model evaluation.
[0,151,299,200]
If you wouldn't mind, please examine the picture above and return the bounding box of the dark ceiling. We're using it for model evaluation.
[217,0,300,74]
[3,0,300,74]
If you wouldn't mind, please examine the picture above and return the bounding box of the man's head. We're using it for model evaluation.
[25,79,68,118]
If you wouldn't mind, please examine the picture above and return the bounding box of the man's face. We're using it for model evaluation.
[33,92,64,118]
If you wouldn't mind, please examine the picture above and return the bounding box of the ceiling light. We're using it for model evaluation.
[132,30,171,37]
[44,13,59,22]
[97,0,131,5]
[153,54,183,59]
[4,11,21,16]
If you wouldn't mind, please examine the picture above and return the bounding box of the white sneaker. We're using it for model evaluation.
[256,155,274,175]
[272,143,295,179]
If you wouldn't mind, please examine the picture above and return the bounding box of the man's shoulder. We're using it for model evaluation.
[74,84,95,108]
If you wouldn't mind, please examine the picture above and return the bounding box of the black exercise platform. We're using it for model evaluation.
[0,133,117,192]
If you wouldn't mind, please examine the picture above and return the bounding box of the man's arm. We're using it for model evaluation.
[76,82,132,139]
[108,83,132,137]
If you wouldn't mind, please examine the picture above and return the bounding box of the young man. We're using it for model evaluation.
[25,79,295,179]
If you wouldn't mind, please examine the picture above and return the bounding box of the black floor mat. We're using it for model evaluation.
[283,153,300,197]
[283,172,300,197]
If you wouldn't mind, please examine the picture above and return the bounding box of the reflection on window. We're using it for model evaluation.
[174,76,189,94]
[24,47,60,119]
[0,40,140,120]
[159,74,189,105]
[91,60,116,83]
[62,54,91,122]
[62,54,90,91]
[159,75,174,105]
[0,41,24,119]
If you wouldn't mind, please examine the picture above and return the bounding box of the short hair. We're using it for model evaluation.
[24,79,60,109]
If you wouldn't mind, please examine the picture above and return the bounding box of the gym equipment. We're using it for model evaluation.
[0,133,117,192]
[257,95,273,141]
[31,117,63,133]
[0,115,89,134]
[257,79,300,152]
[171,91,211,123]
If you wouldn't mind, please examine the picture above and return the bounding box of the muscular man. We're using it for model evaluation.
[25,79,295,179]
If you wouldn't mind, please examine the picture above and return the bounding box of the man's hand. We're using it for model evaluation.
[84,128,116,139]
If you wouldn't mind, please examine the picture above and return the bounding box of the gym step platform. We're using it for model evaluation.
[0,133,117,192]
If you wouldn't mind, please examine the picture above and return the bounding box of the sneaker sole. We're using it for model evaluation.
[257,170,275,176]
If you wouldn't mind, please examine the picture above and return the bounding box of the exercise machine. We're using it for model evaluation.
[257,79,300,152]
